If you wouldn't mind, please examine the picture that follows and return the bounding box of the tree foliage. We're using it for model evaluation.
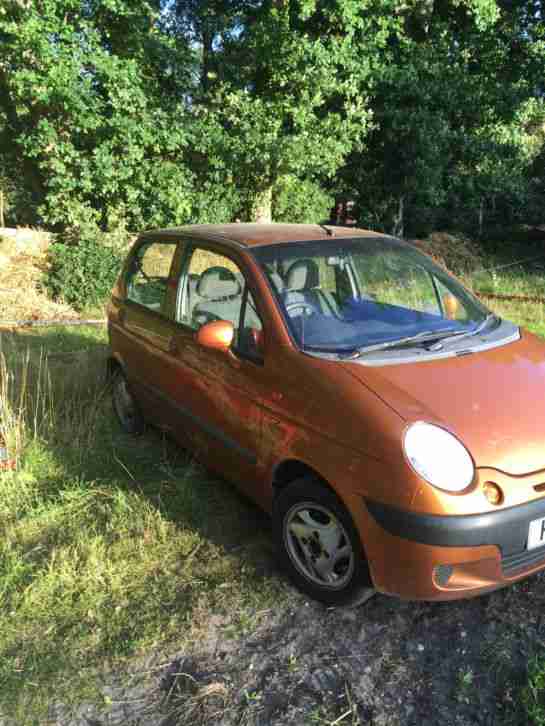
[0,0,543,234]
[0,0,200,231]
[338,0,545,234]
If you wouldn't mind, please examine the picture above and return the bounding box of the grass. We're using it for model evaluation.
[464,262,545,339]
[0,325,287,723]
[3,244,545,723]
[524,655,545,725]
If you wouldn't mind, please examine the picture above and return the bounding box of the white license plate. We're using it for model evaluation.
[528,516,545,550]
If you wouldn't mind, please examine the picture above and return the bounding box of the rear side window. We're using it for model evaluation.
[126,240,177,313]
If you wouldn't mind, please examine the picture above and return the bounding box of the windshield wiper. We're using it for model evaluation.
[426,313,499,350]
[346,328,464,357]
[305,314,501,358]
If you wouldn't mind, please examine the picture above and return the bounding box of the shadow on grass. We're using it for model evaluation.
[0,326,287,722]
[4,323,282,584]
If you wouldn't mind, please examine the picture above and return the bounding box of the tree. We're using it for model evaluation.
[182,0,386,221]
[1,0,543,233]
[164,0,251,93]
[338,0,545,235]
[0,0,200,230]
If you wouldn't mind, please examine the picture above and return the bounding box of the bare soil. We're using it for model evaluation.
[48,544,544,726]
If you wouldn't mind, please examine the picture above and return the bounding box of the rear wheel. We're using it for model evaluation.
[112,368,145,435]
[273,478,375,607]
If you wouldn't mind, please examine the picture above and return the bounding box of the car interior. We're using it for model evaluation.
[180,263,263,356]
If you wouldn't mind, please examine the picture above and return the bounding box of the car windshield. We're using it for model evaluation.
[252,236,490,353]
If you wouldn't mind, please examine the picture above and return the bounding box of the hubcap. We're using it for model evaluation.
[113,375,136,428]
[284,502,355,590]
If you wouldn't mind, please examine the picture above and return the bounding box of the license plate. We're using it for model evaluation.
[528,517,545,550]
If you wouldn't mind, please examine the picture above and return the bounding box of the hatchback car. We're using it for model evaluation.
[107,223,545,606]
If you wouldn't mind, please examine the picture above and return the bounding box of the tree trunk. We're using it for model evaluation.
[393,195,404,238]
[201,25,213,93]
[478,198,484,238]
[252,185,273,223]
[0,188,4,228]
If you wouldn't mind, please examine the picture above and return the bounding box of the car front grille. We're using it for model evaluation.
[502,547,545,576]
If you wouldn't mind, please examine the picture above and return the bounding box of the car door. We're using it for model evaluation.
[164,243,268,499]
[115,236,182,428]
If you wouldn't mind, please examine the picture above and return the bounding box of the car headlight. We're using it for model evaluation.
[403,422,474,492]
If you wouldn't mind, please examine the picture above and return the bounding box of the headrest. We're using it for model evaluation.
[197,266,241,299]
[286,259,320,290]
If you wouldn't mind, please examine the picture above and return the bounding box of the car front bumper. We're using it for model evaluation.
[361,495,545,600]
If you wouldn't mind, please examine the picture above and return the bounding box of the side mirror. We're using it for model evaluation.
[196,320,234,352]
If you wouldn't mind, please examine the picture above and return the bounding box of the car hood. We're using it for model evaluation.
[340,330,545,476]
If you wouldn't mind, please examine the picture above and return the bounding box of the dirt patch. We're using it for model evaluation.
[43,568,545,726]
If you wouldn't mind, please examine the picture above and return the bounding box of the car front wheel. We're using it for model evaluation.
[273,478,375,607]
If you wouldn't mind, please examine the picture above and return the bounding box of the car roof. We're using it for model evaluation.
[140,223,389,249]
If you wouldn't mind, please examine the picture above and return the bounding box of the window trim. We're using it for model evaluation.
[233,285,265,365]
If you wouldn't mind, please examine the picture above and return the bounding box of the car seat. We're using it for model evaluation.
[192,266,242,327]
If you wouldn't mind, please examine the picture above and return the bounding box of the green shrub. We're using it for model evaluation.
[45,228,126,311]
[523,656,545,725]
[273,175,333,224]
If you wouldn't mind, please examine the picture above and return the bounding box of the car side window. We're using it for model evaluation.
[177,246,264,359]
[178,247,243,328]
[126,240,177,313]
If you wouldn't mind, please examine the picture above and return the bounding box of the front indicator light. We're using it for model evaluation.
[483,481,503,506]
[403,422,474,492]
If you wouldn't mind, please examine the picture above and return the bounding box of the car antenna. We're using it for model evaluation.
[319,224,334,237]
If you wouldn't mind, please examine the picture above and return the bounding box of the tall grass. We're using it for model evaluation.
[464,267,545,339]
[0,329,285,724]
[524,655,545,726]
[0,337,107,467]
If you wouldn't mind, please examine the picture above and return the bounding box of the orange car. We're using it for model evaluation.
[107,224,545,605]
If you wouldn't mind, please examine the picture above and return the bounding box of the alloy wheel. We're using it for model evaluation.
[284,502,355,590]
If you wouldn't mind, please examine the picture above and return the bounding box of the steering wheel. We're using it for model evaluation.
[285,301,319,318]
[193,310,221,327]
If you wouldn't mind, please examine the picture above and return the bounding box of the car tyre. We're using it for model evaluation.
[111,368,145,435]
[273,478,375,607]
